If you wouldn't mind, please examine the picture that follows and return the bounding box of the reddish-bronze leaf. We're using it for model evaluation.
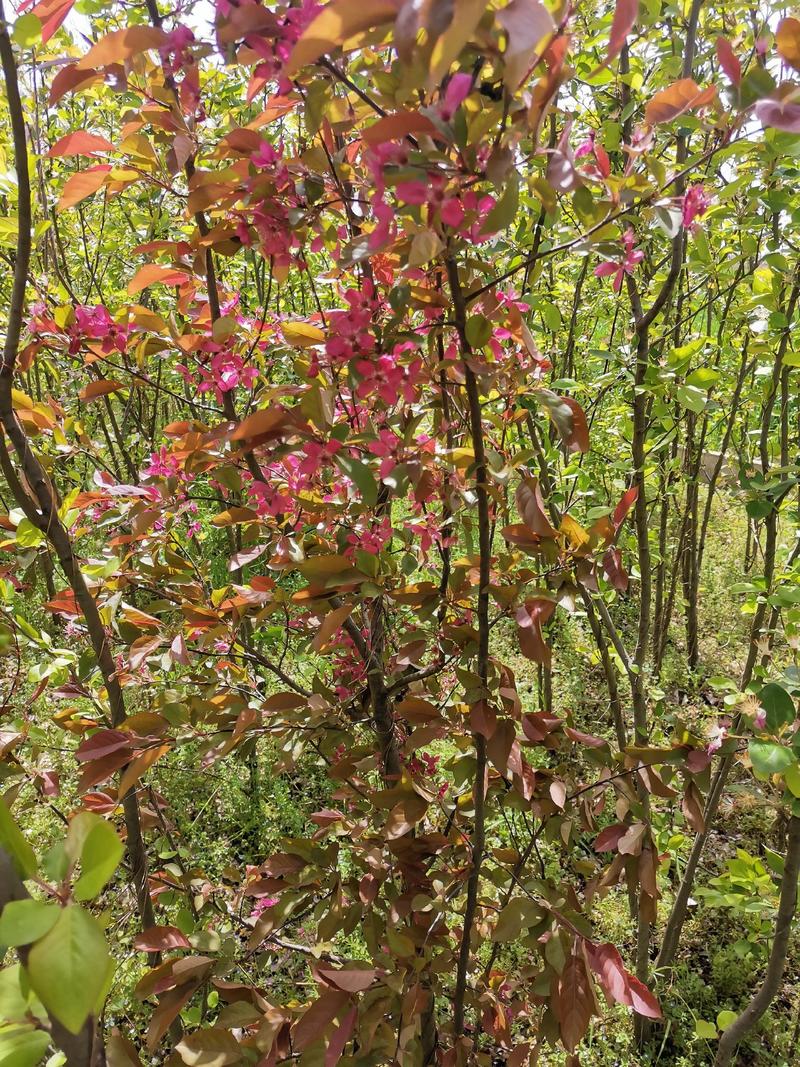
[534,390,589,453]
[593,823,627,852]
[79,379,125,402]
[715,36,741,86]
[612,485,638,529]
[362,111,443,146]
[29,0,75,42]
[325,1003,357,1066]
[57,165,112,211]
[777,17,800,72]
[286,0,400,75]
[498,0,555,90]
[681,780,705,832]
[315,966,376,993]
[48,131,114,157]
[607,0,638,63]
[75,729,133,762]
[127,264,191,295]
[644,78,716,124]
[134,926,191,952]
[555,956,595,1052]
[516,478,557,538]
[602,546,628,592]
[617,821,647,856]
[77,26,169,69]
[293,989,351,1053]
[516,597,556,665]
[45,588,81,616]
[627,974,662,1019]
[49,63,104,105]
[585,941,632,1007]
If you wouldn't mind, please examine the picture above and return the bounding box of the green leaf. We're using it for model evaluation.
[0,900,60,947]
[758,682,795,730]
[783,761,800,798]
[0,1024,50,1067]
[407,229,443,268]
[0,799,37,879]
[695,1019,718,1039]
[465,314,492,348]
[716,1010,737,1031]
[334,454,378,507]
[748,740,795,777]
[26,906,112,1034]
[13,520,43,549]
[482,173,519,234]
[0,968,35,1025]
[67,814,124,902]
[676,384,707,413]
[11,13,42,48]
[685,367,720,389]
[491,897,544,942]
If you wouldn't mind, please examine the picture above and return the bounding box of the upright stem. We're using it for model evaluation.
[0,8,154,932]
[0,848,106,1066]
[447,257,489,1040]
[658,282,799,973]
[714,816,800,1067]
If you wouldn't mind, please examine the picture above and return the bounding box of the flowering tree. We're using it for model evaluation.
[1,1,800,1065]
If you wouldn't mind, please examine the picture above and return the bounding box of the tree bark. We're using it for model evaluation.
[0,848,107,1067]
[0,5,154,933]
[714,816,800,1067]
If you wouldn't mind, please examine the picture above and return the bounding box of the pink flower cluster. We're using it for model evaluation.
[239,0,322,93]
[158,23,203,120]
[159,23,195,76]
[356,343,423,406]
[177,344,258,403]
[313,281,381,373]
[406,511,455,558]
[200,348,259,398]
[681,184,712,231]
[392,172,498,241]
[345,515,393,557]
[574,130,611,180]
[331,630,369,700]
[144,446,182,479]
[594,228,644,293]
[28,302,128,355]
[249,478,294,519]
[236,198,296,266]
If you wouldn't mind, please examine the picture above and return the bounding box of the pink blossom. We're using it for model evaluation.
[594,228,644,293]
[575,131,596,159]
[681,184,712,231]
[345,516,393,557]
[441,197,465,228]
[194,347,259,401]
[251,896,278,920]
[753,705,767,730]
[159,23,195,77]
[250,479,293,519]
[706,724,728,756]
[144,446,182,479]
[440,72,473,121]
[395,180,430,205]
[355,346,422,407]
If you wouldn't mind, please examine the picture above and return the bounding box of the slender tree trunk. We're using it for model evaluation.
[447,256,490,1041]
[657,282,798,973]
[0,848,107,1067]
[714,816,800,1067]
[0,10,158,934]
